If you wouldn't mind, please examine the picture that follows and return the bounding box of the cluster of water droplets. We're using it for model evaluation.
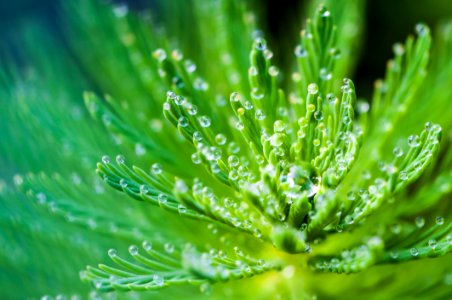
[182,244,274,285]
[313,236,383,273]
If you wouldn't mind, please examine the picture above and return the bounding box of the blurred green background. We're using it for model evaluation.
[1,0,452,97]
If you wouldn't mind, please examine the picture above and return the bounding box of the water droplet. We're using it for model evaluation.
[291,73,301,83]
[274,147,285,156]
[263,49,274,60]
[368,237,383,249]
[113,3,129,17]
[274,120,285,133]
[140,185,148,194]
[108,249,117,258]
[255,109,266,120]
[251,88,264,100]
[157,193,168,205]
[153,48,167,62]
[230,92,241,102]
[393,43,405,56]
[184,60,196,73]
[226,156,239,169]
[153,274,164,286]
[213,134,226,146]
[102,155,110,164]
[178,116,188,127]
[269,66,279,76]
[129,245,138,255]
[424,122,432,131]
[243,101,253,110]
[415,23,428,36]
[13,175,23,186]
[193,131,203,141]
[270,133,284,147]
[164,243,174,254]
[119,179,128,188]
[436,216,444,225]
[253,229,263,239]
[151,163,162,175]
[389,251,399,259]
[211,163,221,174]
[410,247,419,257]
[428,239,437,249]
[35,191,46,204]
[277,106,288,117]
[187,103,198,115]
[248,66,258,76]
[178,204,187,214]
[308,83,318,94]
[320,68,332,81]
[228,170,239,182]
[116,154,125,164]
[166,91,176,99]
[228,142,240,154]
[342,116,351,125]
[399,171,408,181]
[191,153,201,164]
[278,212,286,221]
[314,111,323,121]
[415,216,425,228]
[386,164,397,175]
[174,96,185,106]
[343,78,352,85]
[223,197,233,208]
[284,164,320,198]
[347,191,356,201]
[301,30,314,40]
[329,48,341,59]
[393,147,404,157]
[321,8,331,17]
[194,78,208,91]
[354,207,363,216]
[254,37,267,50]
[345,215,354,224]
[170,49,182,61]
[135,143,145,156]
[142,240,152,251]
[431,124,442,134]
[408,135,420,147]
[300,223,308,231]
[294,45,307,57]
[199,116,211,128]
[341,84,351,93]
[210,147,222,160]
[357,101,369,113]
[255,154,265,165]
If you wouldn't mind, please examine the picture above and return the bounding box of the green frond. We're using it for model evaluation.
[369,24,431,138]
[307,0,365,77]
[1,0,452,299]
[84,242,280,292]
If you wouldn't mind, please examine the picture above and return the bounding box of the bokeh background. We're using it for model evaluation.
[1,0,452,97]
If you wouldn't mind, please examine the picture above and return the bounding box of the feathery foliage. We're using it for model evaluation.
[0,0,451,299]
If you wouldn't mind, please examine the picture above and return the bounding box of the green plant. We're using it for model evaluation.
[0,0,451,299]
